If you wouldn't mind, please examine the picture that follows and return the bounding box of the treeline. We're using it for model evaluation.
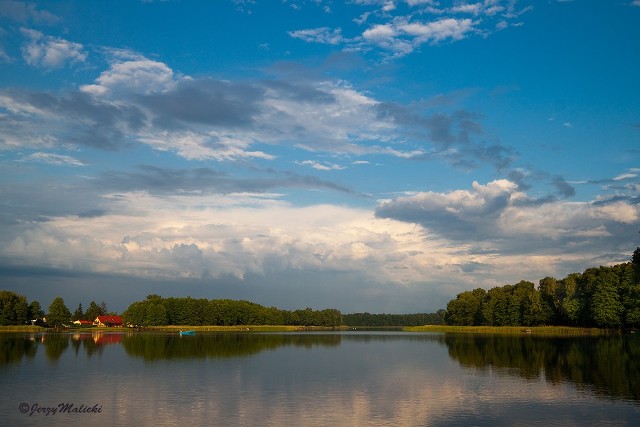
[122,295,343,327]
[444,248,640,329]
[0,292,111,327]
[343,311,445,327]
[0,290,41,326]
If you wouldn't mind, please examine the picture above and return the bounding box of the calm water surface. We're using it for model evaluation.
[1,331,639,426]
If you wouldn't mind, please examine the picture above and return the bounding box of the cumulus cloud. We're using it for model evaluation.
[3,179,637,304]
[20,28,86,69]
[1,191,442,285]
[80,59,176,96]
[376,179,640,257]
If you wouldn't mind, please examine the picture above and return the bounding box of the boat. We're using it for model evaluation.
[179,330,195,336]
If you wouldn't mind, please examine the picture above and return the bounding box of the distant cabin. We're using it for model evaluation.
[94,315,124,327]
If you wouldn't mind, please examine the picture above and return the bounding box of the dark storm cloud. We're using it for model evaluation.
[140,77,264,129]
[552,176,576,198]
[260,79,337,104]
[0,177,106,223]
[375,182,513,241]
[374,101,515,171]
[97,165,356,195]
[0,88,145,150]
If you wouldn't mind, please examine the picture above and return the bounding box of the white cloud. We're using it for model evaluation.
[297,160,346,171]
[3,179,638,299]
[137,130,274,161]
[18,152,85,166]
[612,172,637,181]
[376,179,640,257]
[397,18,475,43]
[20,28,86,69]
[450,3,482,15]
[362,23,396,40]
[290,0,528,58]
[2,191,446,286]
[288,27,345,45]
[80,59,177,96]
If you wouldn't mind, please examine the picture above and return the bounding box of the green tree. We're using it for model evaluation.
[122,301,147,326]
[578,267,623,328]
[445,288,486,326]
[84,301,102,321]
[632,247,640,282]
[560,273,581,325]
[538,277,559,324]
[72,303,84,321]
[619,263,640,328]
[28,300,44,320]
[47,297,71,327]
[0,290,29,325]
[145,303,168,326]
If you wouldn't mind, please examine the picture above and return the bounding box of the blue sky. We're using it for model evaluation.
[0,0,639,314]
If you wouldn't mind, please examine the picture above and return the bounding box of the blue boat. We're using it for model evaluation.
[179,330,195,336]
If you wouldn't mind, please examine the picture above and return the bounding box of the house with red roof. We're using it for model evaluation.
[73,319,93,326]
[93,315,124,327]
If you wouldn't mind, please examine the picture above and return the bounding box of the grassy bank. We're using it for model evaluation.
[0,325,342,333]
[0,325,48,332]
[145,325,350,332]
[403,325,615,336]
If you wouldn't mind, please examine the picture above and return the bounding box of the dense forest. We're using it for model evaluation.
[444,248,640,329]
[342,311,445,327]
[122,294,344,327]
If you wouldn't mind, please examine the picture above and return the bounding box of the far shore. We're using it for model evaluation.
[1,324,630,335]
[403,325,622,335]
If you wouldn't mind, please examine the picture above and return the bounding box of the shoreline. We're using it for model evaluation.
[403,325,619,336]
[0,324,627,335]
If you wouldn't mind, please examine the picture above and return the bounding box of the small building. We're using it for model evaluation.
[73,319,93,326]
[94,315,124,327]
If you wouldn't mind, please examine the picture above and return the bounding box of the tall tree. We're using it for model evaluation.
[632,246,640,283]
[538,277,559,324]
[28,300,44,320]
[445,288,486,326]
[0,290,29,325]
[72,303,84,321]
[47,297,71,327]
[619,263,640,328]
[84,301,102,321]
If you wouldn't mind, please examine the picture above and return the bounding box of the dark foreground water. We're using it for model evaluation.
[1,331,639,426]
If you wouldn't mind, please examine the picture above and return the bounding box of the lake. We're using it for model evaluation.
[1,330,639,426]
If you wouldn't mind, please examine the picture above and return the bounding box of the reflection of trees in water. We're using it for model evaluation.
[0,335,38,365]
[445,334,640,402]
[0,332,128,364]
[121,333,343,361]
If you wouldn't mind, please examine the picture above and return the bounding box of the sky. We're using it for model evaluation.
[0,0,639,315]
